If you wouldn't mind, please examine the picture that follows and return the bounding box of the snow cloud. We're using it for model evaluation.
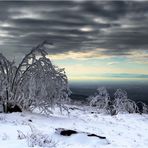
[0,1,148,58]
[0,1,148,80]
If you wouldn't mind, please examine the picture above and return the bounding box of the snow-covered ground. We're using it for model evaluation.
[0,105,148,148]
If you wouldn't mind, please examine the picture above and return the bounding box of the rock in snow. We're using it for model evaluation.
[55,128,107,139]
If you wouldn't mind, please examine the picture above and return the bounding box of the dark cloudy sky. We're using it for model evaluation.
[0,0,148,81]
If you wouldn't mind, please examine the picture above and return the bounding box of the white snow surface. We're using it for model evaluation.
[0,105,148,148]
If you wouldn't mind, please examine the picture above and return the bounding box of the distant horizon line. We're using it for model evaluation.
[69,79,148,84]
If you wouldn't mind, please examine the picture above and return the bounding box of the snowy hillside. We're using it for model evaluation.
[0,106,148,148]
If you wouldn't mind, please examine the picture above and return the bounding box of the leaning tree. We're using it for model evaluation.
[0,41,71,113]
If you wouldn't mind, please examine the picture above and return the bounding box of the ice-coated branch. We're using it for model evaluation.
[0,41,71,113]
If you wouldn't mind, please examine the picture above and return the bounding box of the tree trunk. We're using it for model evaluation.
[3,89,9,113]
[4,102,8,113]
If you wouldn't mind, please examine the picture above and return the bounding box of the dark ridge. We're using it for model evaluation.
[70,93,88,101]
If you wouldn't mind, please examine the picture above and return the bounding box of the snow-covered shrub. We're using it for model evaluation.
[141,103,148,114]
[125,99,138,113]
[27,131,55,147]
[88,87,147,115]
[136,101,148,114]
[89,87,111,113]
[27,125,56,147]
[0,41,71,113]
[17,125,56,147]
[113,89,138,114]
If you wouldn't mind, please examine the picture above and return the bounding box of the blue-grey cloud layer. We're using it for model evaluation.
[0,1,148,58]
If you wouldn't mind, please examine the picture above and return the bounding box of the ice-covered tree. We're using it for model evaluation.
[113,89,138,114]
[0,41,71,113]
[89,87,110,112]
[0,53,17,112]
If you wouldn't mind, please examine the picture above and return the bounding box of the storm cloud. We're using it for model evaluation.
[0,0,148,60]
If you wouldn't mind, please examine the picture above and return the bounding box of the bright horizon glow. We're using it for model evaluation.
[50,49,148,82]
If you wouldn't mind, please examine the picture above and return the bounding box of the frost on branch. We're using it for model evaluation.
[89,87,111,113]
[0,41,71,113]
[113,89,138,114]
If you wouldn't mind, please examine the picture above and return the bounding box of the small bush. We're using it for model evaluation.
[27,132,55,147]
[17,125,56,147]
